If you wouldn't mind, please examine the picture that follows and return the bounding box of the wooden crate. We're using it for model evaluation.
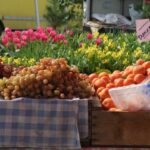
[90,105,150,147]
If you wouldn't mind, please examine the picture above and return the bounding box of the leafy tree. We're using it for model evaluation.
[44,0,83,30]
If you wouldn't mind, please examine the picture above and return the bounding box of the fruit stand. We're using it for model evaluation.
[0,26,150,149]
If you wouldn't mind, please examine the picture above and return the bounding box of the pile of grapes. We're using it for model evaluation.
[0,59,14,78]
[0,58,95,100]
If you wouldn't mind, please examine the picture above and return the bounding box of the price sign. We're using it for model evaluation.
[136,19,150,42]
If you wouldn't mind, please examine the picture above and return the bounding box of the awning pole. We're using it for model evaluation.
[34,0,40,28]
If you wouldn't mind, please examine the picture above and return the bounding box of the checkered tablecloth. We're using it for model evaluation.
[0,98,88,150]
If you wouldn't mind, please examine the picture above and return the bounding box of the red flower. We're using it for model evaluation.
[87,33,93,40]
[96,38,102,45]
[13,37,20,44]
[2,36,8,45]
[69,31,74,37]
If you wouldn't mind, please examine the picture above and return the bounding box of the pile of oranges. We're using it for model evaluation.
[88,59,150,111]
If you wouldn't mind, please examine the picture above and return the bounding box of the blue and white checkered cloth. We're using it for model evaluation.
[0,98,88,150]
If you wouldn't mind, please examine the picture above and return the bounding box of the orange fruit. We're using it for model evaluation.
[133,65,146,75]
[109,74,116,82]
[106,82,115,89]
[134,74,146,84]
[88,73,98,82]
[147,68,150,76]
[127,73,135,80]
[100,75,110,83]
[91,77,99,85]
[114,78,124,87]
[142,61,150,69]
[98,88,110,101]
[123,65,134,77]
[109,72,122,82]
[102,98,116,109]
[94,78,107,89]
[113,70,122,77]
[136,59,145,65]
[96,87,105,94]
[98,72,109,78]
[123,78,134,86]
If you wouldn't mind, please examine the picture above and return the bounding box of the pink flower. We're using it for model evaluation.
[13,38,20,44]
[53,36,59,42]
[46,27,53,33]
[69,31,74,37]
[29,35,36,42]
[15,31,21,37]
[35,32,41,40]
[21,41,27,47]
[4,27,11,33]
[63,39,68,45]
[96,38,102,45]
[66,30,74,37]
[21,35,28,41]
[27,29,34,36]
[6,31,13,38]
[22,31,28,36]
[50,30,57,38]
[41,33,48,42]
[1,36,8,45]
[87,33,93,40]
[58,34,65,40]
[37,26,44,33]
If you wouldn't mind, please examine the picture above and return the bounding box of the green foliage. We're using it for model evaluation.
[44,0,83,30]
[142,4,150,18]
[135,3,150,18]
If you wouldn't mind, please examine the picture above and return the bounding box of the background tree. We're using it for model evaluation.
[44,0,83,30]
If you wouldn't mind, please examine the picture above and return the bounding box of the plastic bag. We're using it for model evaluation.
[92,13,132,25]
[109,81,150,111]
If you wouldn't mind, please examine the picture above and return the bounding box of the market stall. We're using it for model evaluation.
[0,24,150,149]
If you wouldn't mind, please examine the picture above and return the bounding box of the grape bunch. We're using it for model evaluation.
[0,58,95,100]
[0,59,14,78]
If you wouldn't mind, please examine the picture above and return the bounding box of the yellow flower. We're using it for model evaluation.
[99,52,105,59]
[100,34,108,43]
[108,39,113,48]
[102,59,109,64]
[93,31,99,38]
[143,54,150,60]
[134,47,142,58]
[1,56,7,63]
[7,57,13,64]
[104,46,109,51]
[13,58,21,65]
[122,42,126,48]
[28,58,36,66]
[123,58,129,65]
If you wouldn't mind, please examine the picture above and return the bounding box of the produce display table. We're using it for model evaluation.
[0,98,89,150]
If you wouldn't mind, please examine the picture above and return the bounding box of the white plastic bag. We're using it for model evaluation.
[92,13,132,25]
[109,81,150,111]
